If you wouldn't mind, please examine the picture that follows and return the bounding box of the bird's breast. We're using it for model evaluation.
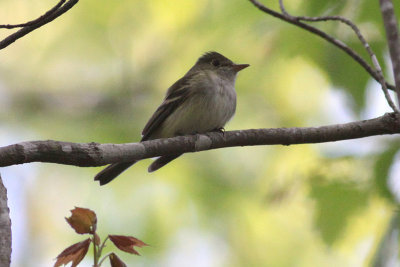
[158,74,236,138]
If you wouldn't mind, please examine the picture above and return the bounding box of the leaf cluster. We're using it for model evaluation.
[54,207,148,267]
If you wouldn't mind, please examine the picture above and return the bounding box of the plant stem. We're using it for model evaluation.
[93,232,99,267]
[98,252,113,267]
[97,236,109,258]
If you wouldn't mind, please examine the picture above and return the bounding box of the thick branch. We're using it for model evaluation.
[0,113,399,168]
[379,0,400,105]
[0,0,78,50]
[248,0,396,91]
[0,174,11,266]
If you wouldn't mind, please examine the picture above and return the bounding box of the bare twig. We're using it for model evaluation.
[248,0,396,91]
[0,0,66,29]
[0,0,78,50]
[379,0,400,106]
[278,0,399,112]
[0,113,399,168]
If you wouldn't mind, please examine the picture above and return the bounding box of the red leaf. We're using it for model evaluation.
[109,235,148,255]
[109,253,127,267]
[65,207,97,234]
[54,238,91,267]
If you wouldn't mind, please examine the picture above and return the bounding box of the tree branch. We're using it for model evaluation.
[0,113,399,168]
[379,0,400,105]
[277,0,398,112]
[0,0,79,50]
[0,1,80,265]
[0,0,66,29]
[248,0,397,91]
[0,174,11,266]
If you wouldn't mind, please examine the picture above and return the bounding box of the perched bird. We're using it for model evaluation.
[95,51,249,185]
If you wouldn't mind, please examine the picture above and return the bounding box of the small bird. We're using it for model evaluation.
[95,51,249,185]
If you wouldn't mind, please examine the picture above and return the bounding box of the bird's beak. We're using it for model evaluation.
[232,63,250,72]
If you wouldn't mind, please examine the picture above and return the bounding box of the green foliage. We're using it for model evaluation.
[309,178,369,245]
[304,0,347,15]
[374,146,400,203]
[1,0,399,266]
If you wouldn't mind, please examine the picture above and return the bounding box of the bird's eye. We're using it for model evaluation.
[211,59,220,67]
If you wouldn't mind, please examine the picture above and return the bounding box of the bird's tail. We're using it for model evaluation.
[94,161,137,185]
[148,154,182,172]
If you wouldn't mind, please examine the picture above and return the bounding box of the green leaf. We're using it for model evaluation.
[304,0,347,16]
[373,146,400,203]
[309,179,369,245]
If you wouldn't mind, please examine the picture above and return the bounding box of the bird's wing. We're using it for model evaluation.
[141,73,195,141]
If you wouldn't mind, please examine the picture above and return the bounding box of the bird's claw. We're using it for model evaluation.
[214,127,225,136]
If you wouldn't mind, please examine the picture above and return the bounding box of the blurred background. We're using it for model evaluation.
[1,0,400,266]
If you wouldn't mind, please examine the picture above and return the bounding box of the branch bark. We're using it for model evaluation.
[379,0,400,105]
[0,113,399,168]
[0,174,11,266]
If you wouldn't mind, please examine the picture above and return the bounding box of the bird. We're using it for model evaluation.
[95,51,249,185]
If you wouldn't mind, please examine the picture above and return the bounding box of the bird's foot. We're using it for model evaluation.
[213,127,225,136]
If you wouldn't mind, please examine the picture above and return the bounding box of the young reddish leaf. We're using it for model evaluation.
[54,238,90,267]
[65,207,97,234]
[109,253,127,267]
[109,235,148,255]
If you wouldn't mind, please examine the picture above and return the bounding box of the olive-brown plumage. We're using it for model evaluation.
[95,52,249,185]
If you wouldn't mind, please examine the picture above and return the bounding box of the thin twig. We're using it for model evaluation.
[379,0,400,107]
[248,0,396,91]
[0,0,66,29]
[278,0,289,16]
[278,0,399,112]
[0,0,78,50]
